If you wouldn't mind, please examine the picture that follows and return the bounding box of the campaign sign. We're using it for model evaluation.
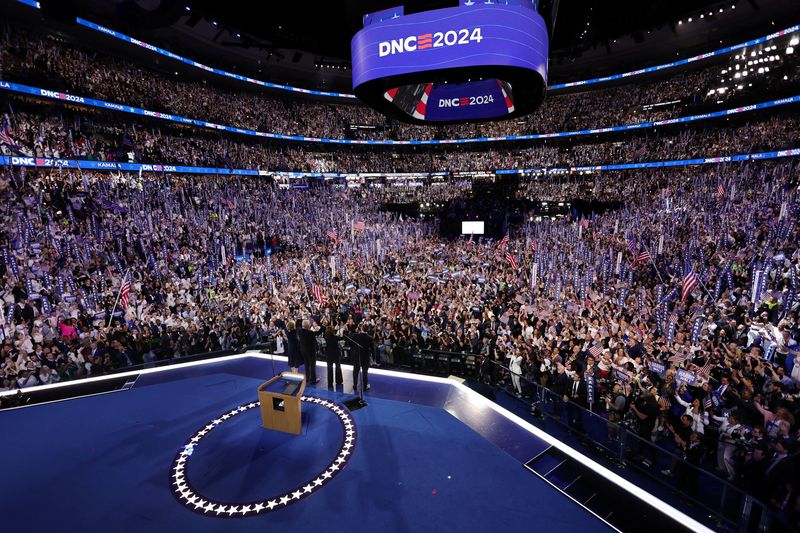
[649,361,666,377]
[675,369,698,385]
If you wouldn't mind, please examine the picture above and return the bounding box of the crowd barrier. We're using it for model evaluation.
[3,147,800,179]
[473,356,791,533]
[2,79,798,146]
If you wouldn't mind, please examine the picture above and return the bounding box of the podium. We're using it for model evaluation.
[257,372,306,435]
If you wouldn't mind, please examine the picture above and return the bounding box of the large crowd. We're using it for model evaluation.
[1,25,798,141]
[2,102,799,174]
[0,158,798,513]
[0,16,799,529]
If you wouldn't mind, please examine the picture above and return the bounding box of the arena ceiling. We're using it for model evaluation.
[18,0,800,93]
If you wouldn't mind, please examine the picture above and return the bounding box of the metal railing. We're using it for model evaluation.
[477,356,791,533]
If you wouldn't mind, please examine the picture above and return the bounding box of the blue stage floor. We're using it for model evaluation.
[0,356,611,532]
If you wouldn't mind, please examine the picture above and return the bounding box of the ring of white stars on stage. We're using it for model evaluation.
[169,396,356,517]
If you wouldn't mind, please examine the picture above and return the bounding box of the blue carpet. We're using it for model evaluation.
[0,368,607,532]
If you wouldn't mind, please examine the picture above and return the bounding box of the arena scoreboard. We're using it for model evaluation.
[351,1,548,124]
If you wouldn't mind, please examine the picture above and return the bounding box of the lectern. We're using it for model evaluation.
[257,372,306,435]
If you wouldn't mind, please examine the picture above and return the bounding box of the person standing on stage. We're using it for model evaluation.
[324,326,344,387]
[298,320,320,384]
[286,321,302,373]
[352,323,374,393]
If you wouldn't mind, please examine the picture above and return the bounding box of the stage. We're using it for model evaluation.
[0,354,711,532]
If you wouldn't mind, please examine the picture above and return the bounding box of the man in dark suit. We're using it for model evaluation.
[298,320,319,384]
[565,372,587,431]
[351,323,374,393]
[551,362,570,416]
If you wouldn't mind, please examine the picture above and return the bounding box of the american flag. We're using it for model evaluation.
[697,360,714,377]
[531,240,537,251]
[497,234,509,249]
[681,270,698,302]
[704,396,713,410]
[311,283,326,304]
[669,312,678,324]
[120,280,131,309]
[636,250,651,264]
[327,230,339,243]
[717,184,725,197]
[667,354,688,363]
[588,345,603,358]
[0,126,18,149]
[628,238,636,254]
[505,252,518,270]
[352,221,366,233]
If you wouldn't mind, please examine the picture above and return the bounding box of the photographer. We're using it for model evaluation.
[629,385,660,463]
[604,382,628,440]
[712,412,744,480]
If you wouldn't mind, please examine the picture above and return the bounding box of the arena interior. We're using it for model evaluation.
[1,0,800,531]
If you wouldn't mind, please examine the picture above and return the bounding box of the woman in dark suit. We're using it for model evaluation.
[286,321,302,373]
[324,326,344,386]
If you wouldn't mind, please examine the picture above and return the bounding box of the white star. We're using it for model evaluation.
[193,499,206,510]
[322,470,332,479]
[330,464,340,472]
[205,424,214,431]
[186,495,198,505]
[203,502,216,513]
[303,484,313,494]
[226,506,238,516]
[313,478,324,486]
[279,495,291,505]
[239,505,251,514]
[215,504,226,515]
[253,503,265,512]
[291,490,303,500]
[221,414,230,420]
[238,406,247,412]
[266,500,278,510]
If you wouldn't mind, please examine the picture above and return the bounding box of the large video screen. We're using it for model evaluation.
[461,221,485,235]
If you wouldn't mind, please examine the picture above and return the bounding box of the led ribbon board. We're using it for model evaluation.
[351,3,548,124]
